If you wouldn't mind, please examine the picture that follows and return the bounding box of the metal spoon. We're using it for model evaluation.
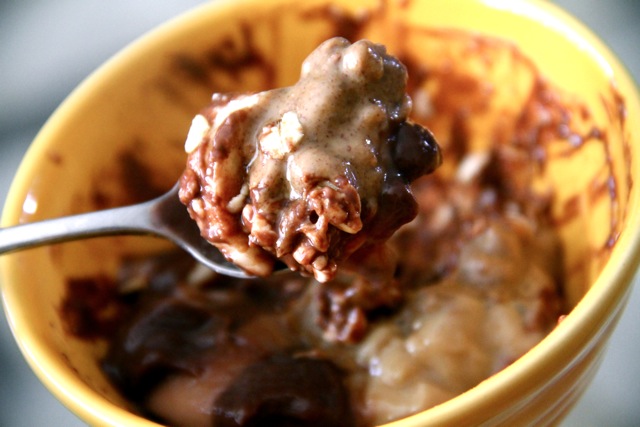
[0,183,254,278]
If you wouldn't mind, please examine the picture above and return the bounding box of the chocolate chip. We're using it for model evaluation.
[392,121,442,183]
[213,355,356,427]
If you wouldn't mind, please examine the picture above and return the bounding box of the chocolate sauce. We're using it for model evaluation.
[168,23,276,99]
[90,149,167,210]
[60,275,127,340]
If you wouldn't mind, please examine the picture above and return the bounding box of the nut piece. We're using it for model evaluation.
[184,114,210,154]
[259,111,304,159]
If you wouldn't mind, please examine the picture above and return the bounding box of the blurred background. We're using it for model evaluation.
[1,0,639,425]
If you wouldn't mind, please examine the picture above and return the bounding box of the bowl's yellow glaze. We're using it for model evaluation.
[2,0,639,426]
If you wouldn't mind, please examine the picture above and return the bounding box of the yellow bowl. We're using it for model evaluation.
[2,0,639,426]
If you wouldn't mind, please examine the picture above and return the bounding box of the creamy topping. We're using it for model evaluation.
[179,37,441,281]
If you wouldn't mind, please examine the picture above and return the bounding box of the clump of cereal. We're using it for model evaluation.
[179,37,441,281]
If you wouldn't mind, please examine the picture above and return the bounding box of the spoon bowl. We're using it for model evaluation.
[0,183,254,278]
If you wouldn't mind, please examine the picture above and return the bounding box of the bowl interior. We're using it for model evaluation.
[2,0,639,425]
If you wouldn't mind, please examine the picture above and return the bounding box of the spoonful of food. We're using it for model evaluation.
[0,38,442,281]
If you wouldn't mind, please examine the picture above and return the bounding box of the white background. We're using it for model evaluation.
[1,1,639,425]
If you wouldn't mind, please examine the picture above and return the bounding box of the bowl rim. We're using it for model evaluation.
[2,0,640,425]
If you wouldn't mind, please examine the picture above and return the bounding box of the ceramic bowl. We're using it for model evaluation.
[2,0,639,425]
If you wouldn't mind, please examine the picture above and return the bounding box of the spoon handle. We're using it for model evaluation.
[0,201,157,255]
[0,186,254,279]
